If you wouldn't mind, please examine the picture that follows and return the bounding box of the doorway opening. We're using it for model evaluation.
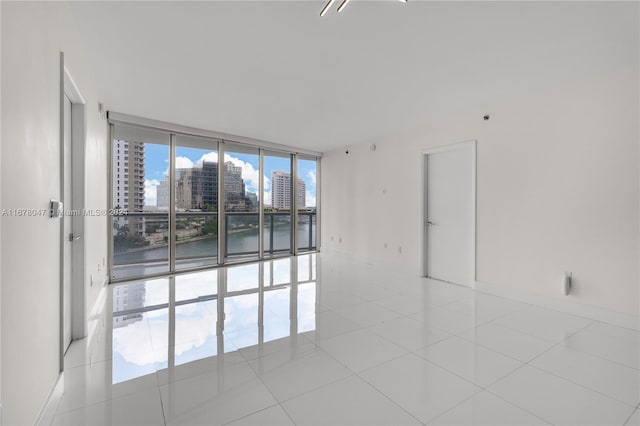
[60,53,87,365]
[422,140,476,287]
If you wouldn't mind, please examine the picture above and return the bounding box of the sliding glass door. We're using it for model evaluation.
[297,156,317,252]
[110,121,319,282]
[111,126,170,280]
[174,135,219,270]
[222,143,260,262]
[264,151,293,257]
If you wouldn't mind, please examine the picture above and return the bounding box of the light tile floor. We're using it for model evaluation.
[52,253,640,425]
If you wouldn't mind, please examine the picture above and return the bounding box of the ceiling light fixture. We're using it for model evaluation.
[337,0,351,13]
[321,0,407,17]
[320,0,338,16]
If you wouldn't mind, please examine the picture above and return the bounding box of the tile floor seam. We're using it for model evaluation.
[561,330,640,371]
[451,327,542,364]
[251,357,294,407]
[482,386,556,425]
[278,401,301,426]
[355,372,431,426]
[279,402,298,425]
[415,347,513,390]
[410,343,524,390]
[365,321,453,353]
[52,387,165,424]
[622,406,638,426]
[436,296,530,323]
[53,373,163,416]
[340,345,411,375]
[220,402,281,425]
[523,363,639,409]
[474,311,593,345]
[517,335,640,406]
[425,386,551,426]
[157,386,168,426]
[265,372,359,405]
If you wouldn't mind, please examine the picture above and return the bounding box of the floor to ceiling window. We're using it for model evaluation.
[111,126,171,280]
[175,135,219,270]
[297,157,317,252]
[222,143,260,262]
[264,151,293,257]
[109,116,320,281]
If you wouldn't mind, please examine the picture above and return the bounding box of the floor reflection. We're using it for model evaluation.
[111,254,317,385]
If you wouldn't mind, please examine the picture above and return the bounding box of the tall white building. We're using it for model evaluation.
[157,177,169,209]
[271,170,306,209]
[112,140,145,235]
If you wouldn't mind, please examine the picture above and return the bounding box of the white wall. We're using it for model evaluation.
[321,66,639,317]
[1,2,108,424]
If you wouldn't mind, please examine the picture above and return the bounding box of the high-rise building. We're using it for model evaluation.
[271,170,306,209]
[168,160,256,211]
[176,161,219,210]
[112,140,145,235]
[157,178,169,209]
[224,161,247,209]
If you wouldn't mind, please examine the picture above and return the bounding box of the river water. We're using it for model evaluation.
[114,223,315,264]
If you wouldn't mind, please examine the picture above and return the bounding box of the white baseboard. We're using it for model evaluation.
[475,280,640,331]
[35,372,64,426]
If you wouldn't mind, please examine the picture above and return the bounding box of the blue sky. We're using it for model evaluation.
[143,144,317,207]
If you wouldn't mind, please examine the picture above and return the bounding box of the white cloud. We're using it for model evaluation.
[175,156,195,170]
[144,179,160,207]
[263,175,272,206]
[164,152,263,195]
[305,190,316,208]
[308,169,316,187]
[223,154,260,194]
[196,152,219,166]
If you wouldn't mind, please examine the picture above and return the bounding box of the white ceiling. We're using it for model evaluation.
[69,1,638,152]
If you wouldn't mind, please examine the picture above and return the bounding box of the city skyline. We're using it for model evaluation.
[142,144,316,209]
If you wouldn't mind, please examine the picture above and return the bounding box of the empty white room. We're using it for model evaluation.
[1,1,639,425]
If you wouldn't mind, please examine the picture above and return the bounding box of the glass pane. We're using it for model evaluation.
[175,139,219,270]
[264,153,292,256]
[112,130,170,279]
[297,158,317,252]
[224,144,260,261]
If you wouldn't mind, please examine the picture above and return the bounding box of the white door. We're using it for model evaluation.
[424,142,475,286]
[63,95,72,353]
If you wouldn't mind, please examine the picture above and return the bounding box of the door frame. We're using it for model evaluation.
[59,52,87,369]
[421,140,477,286]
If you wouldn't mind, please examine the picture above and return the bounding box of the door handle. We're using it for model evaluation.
[425,221,434,227]
[69,233,80,242]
